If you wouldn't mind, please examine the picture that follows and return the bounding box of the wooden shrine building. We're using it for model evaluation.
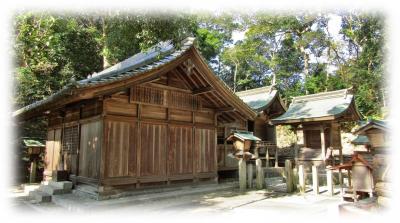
[13,37,261,196]
[353,120,390,194]
[216,86,286,171]
[235,86,286,142]
[271,89,362,168]
[353,120,388,154]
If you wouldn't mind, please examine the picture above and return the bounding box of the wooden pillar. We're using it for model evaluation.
[265,146,270,167]
[285,160,294,193]
[274,148,279,168]
[239,158,247,191]
[298,164,305,193]
[339,147,343,187]
[29,160,37,183]
[337,122,344,187]
[247,162,254,188]
[312,165,319,195]
[256,158,264,189]
[327,169,334,196]
[347,169,352,187]
[320,124,326,165]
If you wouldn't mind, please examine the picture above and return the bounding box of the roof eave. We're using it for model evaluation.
[190,47,257,120]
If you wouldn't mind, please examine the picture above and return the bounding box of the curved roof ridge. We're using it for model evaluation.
[272,88,361,124]
[235,85,273,97]
[293,88,349,103]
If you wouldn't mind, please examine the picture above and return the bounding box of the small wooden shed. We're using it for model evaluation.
[353,119,390,207]
[21,138,45,183]
[353,120,388,153]
[332,153,374,201]
[13,37,258,196]
[271,89,362,168]
[226,130,261,160]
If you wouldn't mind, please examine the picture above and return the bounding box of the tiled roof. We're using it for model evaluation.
[13,38,195,118]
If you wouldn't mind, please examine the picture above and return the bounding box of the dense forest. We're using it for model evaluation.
[13,11,386,138]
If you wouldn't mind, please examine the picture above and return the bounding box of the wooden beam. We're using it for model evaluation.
[192,86,214,95]
[176,65,199,88]
[216,107,235,112]
[170,69,192,90]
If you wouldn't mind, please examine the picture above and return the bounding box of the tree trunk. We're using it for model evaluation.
[233,61,238,92]
[102,17,110,69]
[300,46,309,94]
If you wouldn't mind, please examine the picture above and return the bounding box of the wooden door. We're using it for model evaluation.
[305,130,321,150]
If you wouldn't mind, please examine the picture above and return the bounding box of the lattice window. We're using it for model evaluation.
[62,125,79,154]
[131,86,164,105]
[168,91,201,110]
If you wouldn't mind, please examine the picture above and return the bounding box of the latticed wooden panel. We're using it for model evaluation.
[62,125,79,154]
[168,91,201,110]
[131,86,164,105]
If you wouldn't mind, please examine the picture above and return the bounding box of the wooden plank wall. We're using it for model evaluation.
[104,119,137,178]
[78,120,102,179]
[44,130,55,178]
[195,128,216,174]
[168,125,193,176]
[43,128,62,179]
[99,84,220,187]
[140,123,167,178]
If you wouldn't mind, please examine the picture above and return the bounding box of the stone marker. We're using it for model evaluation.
[256,159,264,189]
[285,160,294,193]
[327,169,334,196]
[298,165,305,193]
[247,162,254,188]
[239,158,247,191]
[312,165,319,194]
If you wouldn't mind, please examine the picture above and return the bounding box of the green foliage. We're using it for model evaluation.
[14,13,103,107]
[337,13,385,117]
[102,13,197,65]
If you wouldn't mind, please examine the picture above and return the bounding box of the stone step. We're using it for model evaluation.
[48,181,73,190]
[29,190,52,203]
[39,185,71,195]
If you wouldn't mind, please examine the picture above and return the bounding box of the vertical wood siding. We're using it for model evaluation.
[195,128,216,173]
[52,129,62,171]
[44,130,55,176]
[140,123,167,177]
[105,120,137,178]
[168,125,193,176]
[44,128,62,177]
[79,120,102,179]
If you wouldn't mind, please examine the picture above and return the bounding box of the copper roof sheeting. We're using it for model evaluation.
[272,89,362,124]
[235,86,278,112]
